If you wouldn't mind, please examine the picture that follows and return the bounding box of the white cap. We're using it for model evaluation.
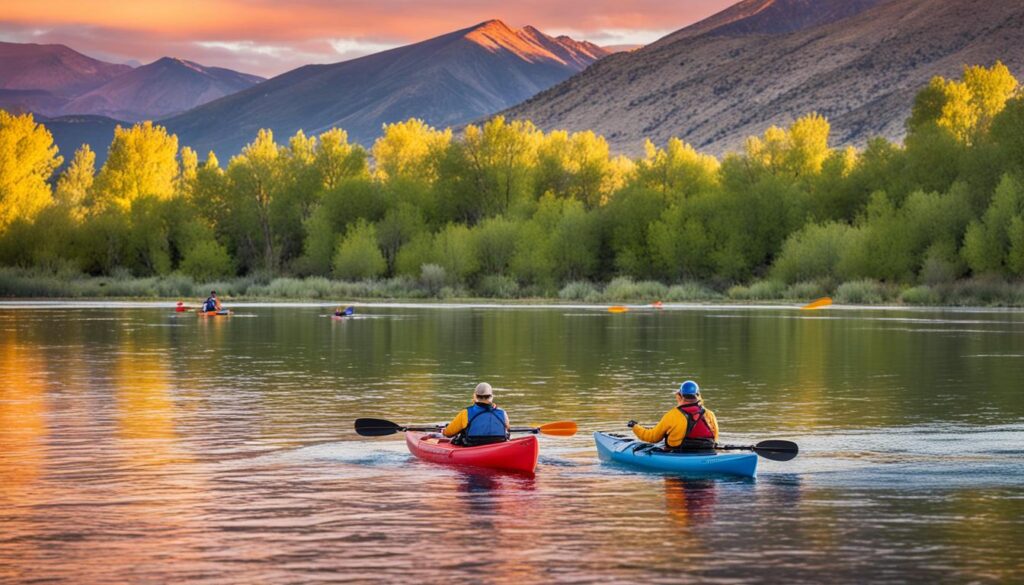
[474,382,494,397]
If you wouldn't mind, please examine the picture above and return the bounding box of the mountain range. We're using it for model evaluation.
[162,20,608,157]
[504,0,1024,155]
[0,43,263,121]
[61,57,264,122]
[4,1,1024,164]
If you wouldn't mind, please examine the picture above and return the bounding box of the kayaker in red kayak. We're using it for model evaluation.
[627,380,719,450]
[441,383,510,447]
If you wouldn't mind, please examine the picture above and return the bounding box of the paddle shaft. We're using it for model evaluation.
[355,418,575,437]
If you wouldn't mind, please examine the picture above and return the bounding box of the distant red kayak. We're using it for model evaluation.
[404,432,539,474]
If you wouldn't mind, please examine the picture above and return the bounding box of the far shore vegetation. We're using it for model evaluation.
[2,63,1024,306]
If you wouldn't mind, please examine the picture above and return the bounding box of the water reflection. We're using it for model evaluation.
[663,477,719,528]
[0,304,1021,583]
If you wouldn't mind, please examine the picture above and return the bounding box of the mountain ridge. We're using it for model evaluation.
[503,0,1024,156]
[163,20,609,158]
[62,56,264,121]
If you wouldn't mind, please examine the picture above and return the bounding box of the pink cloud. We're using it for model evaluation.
[0,0,737,76]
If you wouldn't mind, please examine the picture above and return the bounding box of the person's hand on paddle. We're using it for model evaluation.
[627,420,638,428]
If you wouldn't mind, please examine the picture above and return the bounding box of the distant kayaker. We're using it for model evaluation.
[335,306,354,317]
[202,291,221,313]
[628,380,719,450]
[441,383,510,447]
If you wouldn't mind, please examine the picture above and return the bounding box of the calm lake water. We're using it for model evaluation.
[1,302,1022,583]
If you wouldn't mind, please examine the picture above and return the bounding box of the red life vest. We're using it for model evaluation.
[677,404,715,440]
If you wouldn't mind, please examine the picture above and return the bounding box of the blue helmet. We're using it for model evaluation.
[678,380,700,397]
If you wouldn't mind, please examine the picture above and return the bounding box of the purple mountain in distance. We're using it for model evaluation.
[163,20,611,158]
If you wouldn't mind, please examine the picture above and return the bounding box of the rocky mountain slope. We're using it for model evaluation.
[504,0,1024,156]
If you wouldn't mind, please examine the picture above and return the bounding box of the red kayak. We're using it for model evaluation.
[404,432,539,474]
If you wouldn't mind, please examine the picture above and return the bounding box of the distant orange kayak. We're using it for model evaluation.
[197,310,231,317]
[608,306,629,313]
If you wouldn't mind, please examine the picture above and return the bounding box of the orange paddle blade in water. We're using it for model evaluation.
[801,297,833,310]
[608,306,629,313]
[537,421,578,437]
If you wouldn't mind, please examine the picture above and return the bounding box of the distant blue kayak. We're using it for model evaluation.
[594,432,758,478]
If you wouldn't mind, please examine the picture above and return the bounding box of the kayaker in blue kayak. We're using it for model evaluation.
[627,380,719,450]
[441,383,511,447]
[202,291,221,313]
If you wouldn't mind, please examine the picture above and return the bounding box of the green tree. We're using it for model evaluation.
[226,129,284,273]
[377,203,426,275]
[991,97,1024,174]
[549,198,600,282]
[333,219,386,279]
[433,223,478,284]
[473,216,520,275]
[962,175,1024,276]
[605,185,667,279]
[300,177,385,274]
[180,239,233,281]
[772,221,855,284]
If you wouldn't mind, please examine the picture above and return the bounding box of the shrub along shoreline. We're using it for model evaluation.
[1,269,1021,307]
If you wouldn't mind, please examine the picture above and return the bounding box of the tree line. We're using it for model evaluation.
[0,62,1022,297]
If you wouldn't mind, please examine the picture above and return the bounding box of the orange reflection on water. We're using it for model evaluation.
[664,477,718,530]
[0,333,49,501]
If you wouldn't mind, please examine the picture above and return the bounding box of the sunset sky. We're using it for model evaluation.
[0,0,738,77]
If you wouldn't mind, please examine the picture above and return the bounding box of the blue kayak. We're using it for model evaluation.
[594,432,758,478]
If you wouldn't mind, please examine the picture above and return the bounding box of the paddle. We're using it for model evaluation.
[716,440,799,462]
[354,418,441,436]
[354,418,577,437]
[801,297,833,310]
[511,421,577,436]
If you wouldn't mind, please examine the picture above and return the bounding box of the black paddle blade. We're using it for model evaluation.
[354,418,403,437]
[753,439,799,462]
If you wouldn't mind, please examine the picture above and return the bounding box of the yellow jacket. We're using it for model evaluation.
[442,404,510,438]
[632,405,719,448]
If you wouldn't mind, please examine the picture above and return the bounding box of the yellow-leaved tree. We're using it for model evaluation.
[92,121,179,211]
[743,113,832,179]
[372,119,451,183]
[908,62,1019,145]
[0,111,62,231]
[54,145,95,222]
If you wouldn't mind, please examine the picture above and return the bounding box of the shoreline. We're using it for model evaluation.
[2,270,1023,309]
[1,297,1023,314]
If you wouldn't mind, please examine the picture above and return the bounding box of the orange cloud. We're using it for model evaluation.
[0,0,737,76]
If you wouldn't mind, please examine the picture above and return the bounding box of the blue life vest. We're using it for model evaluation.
[464,403,508,439]
[203,297,217,312]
